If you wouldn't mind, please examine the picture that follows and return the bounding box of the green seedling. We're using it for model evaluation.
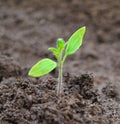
[28,26,86,97]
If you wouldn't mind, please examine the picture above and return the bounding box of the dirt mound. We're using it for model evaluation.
[0,72,120,124]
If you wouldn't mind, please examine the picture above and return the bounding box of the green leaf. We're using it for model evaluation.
[28,58,57,77]
[65,26,86,55]
[49,47,58,54]
[48,47,59,59]
[57,38,65,51]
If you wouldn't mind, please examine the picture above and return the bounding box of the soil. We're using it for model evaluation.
[0,0,120,124]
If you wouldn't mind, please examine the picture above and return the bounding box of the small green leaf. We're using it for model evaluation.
[57,38,65,51]
[28,58,57,77]
[48,47,59,59]
[65,26,86,55]
[49,47,58,54]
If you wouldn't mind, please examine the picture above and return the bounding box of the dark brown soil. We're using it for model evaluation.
[0,0,120,123]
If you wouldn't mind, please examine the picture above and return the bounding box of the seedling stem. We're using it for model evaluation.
[57,59,63,96]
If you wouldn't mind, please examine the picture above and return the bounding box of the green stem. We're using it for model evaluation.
[57,61,63,97]
[62,54,67,64]
[57,51,67,97]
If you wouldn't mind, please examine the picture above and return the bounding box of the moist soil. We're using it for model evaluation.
[0,0,120,124]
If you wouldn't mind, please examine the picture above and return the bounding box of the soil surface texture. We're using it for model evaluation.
[0,0,120,124]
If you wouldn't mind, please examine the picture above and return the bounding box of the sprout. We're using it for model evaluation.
[28,26,86,97]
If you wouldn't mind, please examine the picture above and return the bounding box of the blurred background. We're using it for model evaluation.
[0,0,120,85]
